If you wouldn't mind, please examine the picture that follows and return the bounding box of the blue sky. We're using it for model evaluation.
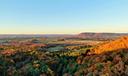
[0,0,128,34]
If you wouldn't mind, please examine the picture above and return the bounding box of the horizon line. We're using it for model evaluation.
[0,32,128,35]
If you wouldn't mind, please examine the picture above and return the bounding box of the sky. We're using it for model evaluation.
[0,0,128,34]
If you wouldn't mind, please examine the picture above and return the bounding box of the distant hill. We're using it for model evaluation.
[77,32,128,40]
[89,36,128,54]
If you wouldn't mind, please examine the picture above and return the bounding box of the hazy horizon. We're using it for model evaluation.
[0,0,128,34]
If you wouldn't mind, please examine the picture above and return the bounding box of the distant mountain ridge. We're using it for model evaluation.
[77,32,128,40]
